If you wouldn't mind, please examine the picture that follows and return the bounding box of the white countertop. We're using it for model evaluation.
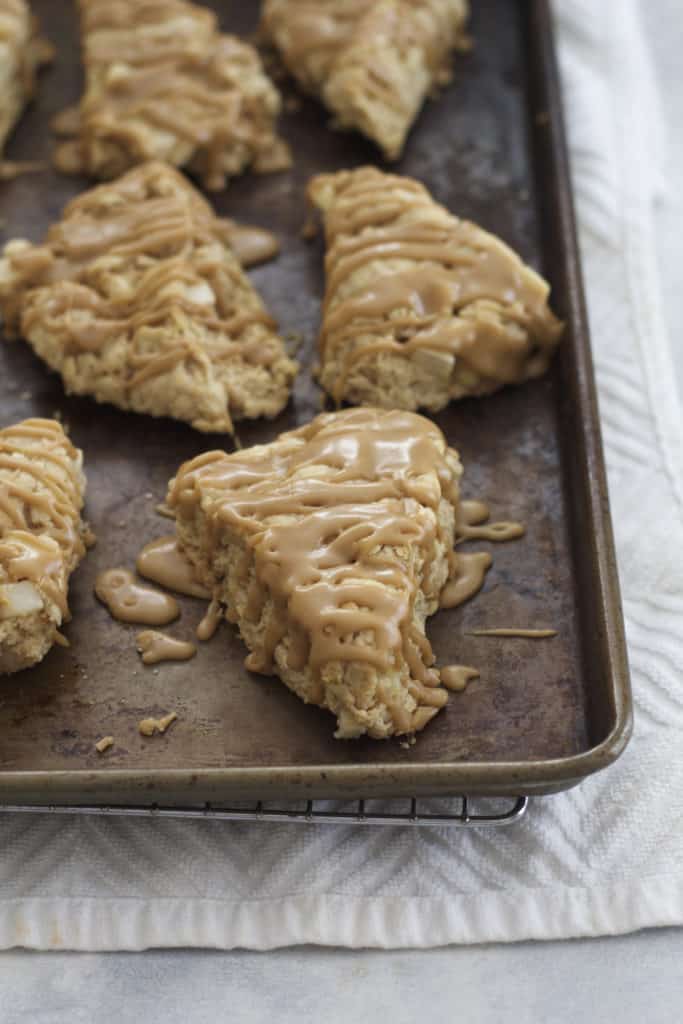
[2,1,682,1019]
[2,928,683,1024]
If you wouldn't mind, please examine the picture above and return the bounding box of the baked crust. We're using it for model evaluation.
[0,162,298,434]
[309,166,563,411]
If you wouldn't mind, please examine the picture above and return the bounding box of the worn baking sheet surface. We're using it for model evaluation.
[0,0,629,800]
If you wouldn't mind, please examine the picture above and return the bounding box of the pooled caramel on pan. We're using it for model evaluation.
[136,629,196,665]
[95,568,179,626]
[136,535,210,599]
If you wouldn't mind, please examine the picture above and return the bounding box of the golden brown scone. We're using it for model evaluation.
[308,166,563,411]
[0,162,298,434]
[168,407,471,740]
[0,419,89,675]
[261,0,469,160]
[0,0,52,155]
[53,0,290,190]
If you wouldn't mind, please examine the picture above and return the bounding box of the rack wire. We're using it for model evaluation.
[0,795,528,828]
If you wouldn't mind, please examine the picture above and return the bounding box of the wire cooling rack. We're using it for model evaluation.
[0,796,529,828]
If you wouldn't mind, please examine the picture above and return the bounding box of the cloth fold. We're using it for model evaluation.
[1,0,682,950]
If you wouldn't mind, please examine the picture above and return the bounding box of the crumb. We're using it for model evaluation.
[138,711,178,737]
[283,330,304,356]
[19,390,31,400]
[400,735,416,749]
[0,160,46,181]
[95,735,114,753]
[300,215,319,241]
[144,492,154,500]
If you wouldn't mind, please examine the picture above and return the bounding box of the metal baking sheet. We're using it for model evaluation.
[0,0,631,804]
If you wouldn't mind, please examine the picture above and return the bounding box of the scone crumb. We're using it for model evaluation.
[95,736,114,754]
[139,711,178,737]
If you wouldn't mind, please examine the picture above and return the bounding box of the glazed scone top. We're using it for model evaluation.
[0,161,275,342]
[309,166,563,404]
[261,0,376,92]
[169,407,462,684]
[0,162,296,434]
[262,0,469,159]
[0,419,86,617]
[56,0,288,190]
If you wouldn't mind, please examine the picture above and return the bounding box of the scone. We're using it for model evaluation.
[168,407,467,740]
[0,0,52,155]
[53,0,290,190]
[0,418,88,674]
[0,162,298,434]
[308,166,563,410]
[261,0,469,160]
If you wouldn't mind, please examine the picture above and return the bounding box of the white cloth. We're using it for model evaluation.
[1,0,682,951]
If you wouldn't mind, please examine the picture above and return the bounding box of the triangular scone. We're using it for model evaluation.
[0,419,89,674]
[53,0,290,191]
[168,407,465,739]
[0,0,52,155]
[0,163,298,434]
[308,166,563,411]
[261,0,469,160]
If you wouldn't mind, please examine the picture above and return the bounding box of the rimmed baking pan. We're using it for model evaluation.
[0,0,631,805]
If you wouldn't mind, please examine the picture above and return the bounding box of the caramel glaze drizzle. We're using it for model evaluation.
[2,163,294,431]
[56,0,289,191]
[197,598,222,642]
[0,419,87,619]
[169,409,466,706]
[308,167,563,404]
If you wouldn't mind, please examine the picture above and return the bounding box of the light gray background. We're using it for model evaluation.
[2,2,682,1021]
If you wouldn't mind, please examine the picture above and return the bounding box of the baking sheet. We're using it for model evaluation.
[0,0,631,802]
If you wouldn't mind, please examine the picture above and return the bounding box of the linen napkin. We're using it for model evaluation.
[1,0,682,950]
